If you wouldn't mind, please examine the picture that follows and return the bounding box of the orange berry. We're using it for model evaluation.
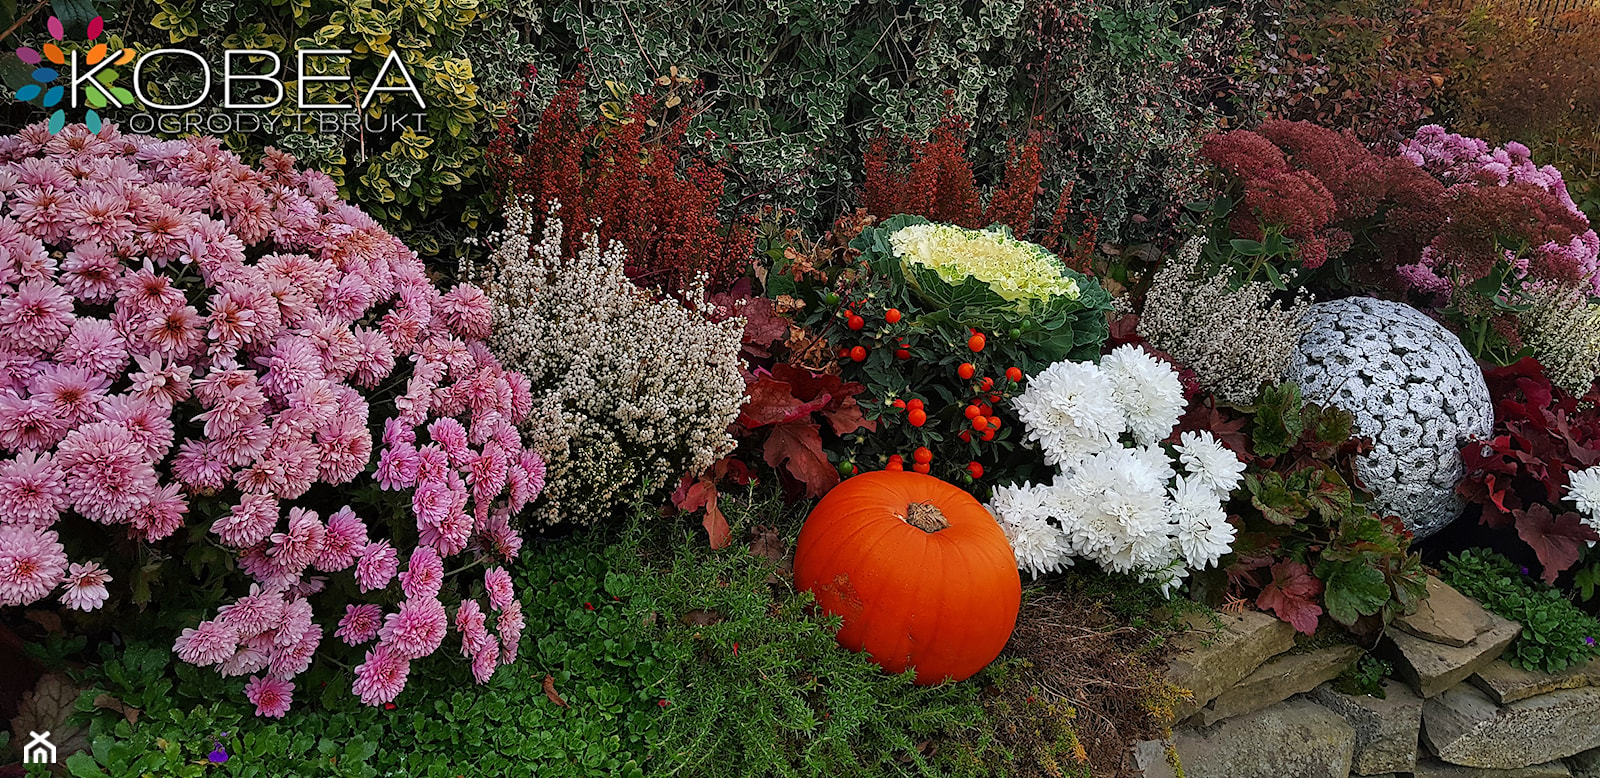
[884,308,902,324]
[895,348,911,360]
[891,398,907,409]
[907,399,924,411]
[886,459,903,472]
[964,405,981,420]
[971,415,988,431]
[908,408,927,427]
[847,315,865,331]
[849,346,867,362]
[979,376,994,392]
[967,461,984,478]
[957,362,976,380]
[913,447,932,464]
[968,333,986,352]
[980,428,996,441]
[888,454,903,465]
[912,462,931,474]
[988,416,1002,430]
[978,403,994,416]
[1006,366,1023,382]
[959,430,972,442]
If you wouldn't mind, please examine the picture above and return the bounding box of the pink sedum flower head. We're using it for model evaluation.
[0,121,533,712]
[57,561,111,611]
[244,675,293,718]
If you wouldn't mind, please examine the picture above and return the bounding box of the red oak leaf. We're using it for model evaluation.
[763,421,838,498]
[1515,503,1599,583]
[1256,560,1324,635]
[821,395,877,436]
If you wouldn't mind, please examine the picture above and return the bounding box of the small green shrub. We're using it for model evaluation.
[1441,549,1600,674]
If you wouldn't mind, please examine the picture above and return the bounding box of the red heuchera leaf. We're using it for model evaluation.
[1256,560,1324,635]
[738,375,831,429]
[763,422,838,497]
[1175,396,1250,456]
[768,363,864,405]
[821,395,877,436]
[1515,503,1599,583]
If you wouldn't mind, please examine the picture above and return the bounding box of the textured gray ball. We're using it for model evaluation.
[1281,297,1493,539]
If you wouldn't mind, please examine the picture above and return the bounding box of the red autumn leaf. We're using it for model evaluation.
[763,421,838,497]
[1515,503,1599,583]
[1256,560,1324,635]
[736,295,791,351]
[702,494,732,550]
[821,395,877,436]
[769,363,863,405]
[670,472,732,549]
[737,375,831,429]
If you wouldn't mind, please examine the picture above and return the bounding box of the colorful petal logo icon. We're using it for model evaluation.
[13,16,135,134]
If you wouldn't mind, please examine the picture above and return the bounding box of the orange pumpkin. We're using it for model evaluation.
[793,470,1021,684]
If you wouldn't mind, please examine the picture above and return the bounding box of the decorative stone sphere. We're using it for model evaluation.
[1281,297,1493,539]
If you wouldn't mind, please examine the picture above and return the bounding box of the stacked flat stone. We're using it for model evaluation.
[1282,297,1494,539]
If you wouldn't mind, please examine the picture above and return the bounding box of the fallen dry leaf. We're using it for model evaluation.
[542,674,567,708]
[678,609,724,627]
[93,693,141,725]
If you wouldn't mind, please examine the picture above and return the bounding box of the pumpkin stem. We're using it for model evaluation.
[904,502,950,533]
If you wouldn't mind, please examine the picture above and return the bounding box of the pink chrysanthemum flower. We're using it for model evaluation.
[274,597,316,648]
[399,546,444,601]
[0,525,67,606]
[29,364,111,427]
[212,493,278,548]
[355,540,399,593]
[470,640,499,684]
[54,421,159,523]
[425,418,470,467]
[129,481,188,541]
[244,675,294,718]
[498,600,524,665]
[420,505,472,556]
[217,585,286,638]
[60,243,122,304]
[315,414,372,484]
[140,304,204,362]
[0,451,66,528]
[351,645,410,706]
[436,284,494,341]
[349,327,395,389]
[336,603,384,645]
[117,267,186,324]
[375,442,420,491]
[100,394,176,461]
[218,640,270,678]
[0,279,75,354]
[173,619,239,666]
[57,561,112,611]
[0,393,68,453]
[315,507,367,572]
[171,439,231,492]
[267,507,324,575]
[67,189,136,247]
[484,566,514,612]
[127,353,192,408]
[456,599,491,657]
[475,507,523,563]
[57,318,129,377]
[378,596,448,660]
[268,625,320,679]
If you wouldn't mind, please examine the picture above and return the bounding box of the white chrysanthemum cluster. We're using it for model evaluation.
[989,345,1244,591]
[1566,466,1600,537]
[471,202,746,526]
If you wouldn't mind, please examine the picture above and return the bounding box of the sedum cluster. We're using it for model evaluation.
[474,202,745,527]
[0,123,542,716]
[889,223,1080,309]
[1139,237,1313,403]
[987,345,1244,589]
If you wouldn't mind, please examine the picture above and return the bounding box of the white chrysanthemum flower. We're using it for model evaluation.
[1132,443,1177,484]
[1169,476,1236,570]
[1100,344,1185,446]
[1177,430,1247,497]
[1057,447,1169,563]
[989,482,1073,578]
[1012,360,1125,466]
[1568,466,1600,522]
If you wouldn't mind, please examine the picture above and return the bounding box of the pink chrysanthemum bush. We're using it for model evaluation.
[0,122,543,716]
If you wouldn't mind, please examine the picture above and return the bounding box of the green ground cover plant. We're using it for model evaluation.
[1441,548,1600,673]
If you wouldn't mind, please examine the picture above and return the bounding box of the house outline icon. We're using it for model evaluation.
[23,730,56,764]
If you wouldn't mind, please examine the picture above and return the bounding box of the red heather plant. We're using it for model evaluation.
[1458,358,1600,583]
[861,116,1057,244]
[0,123,542,716]
[485,71,756,294]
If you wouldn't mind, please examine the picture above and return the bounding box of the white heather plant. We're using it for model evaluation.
[988,345,1244,591]
[471,202,746,527]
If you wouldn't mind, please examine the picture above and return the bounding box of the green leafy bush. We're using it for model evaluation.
[98,0,506,260]
[1181,383,1427,637]
[1441,548,1600,673]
